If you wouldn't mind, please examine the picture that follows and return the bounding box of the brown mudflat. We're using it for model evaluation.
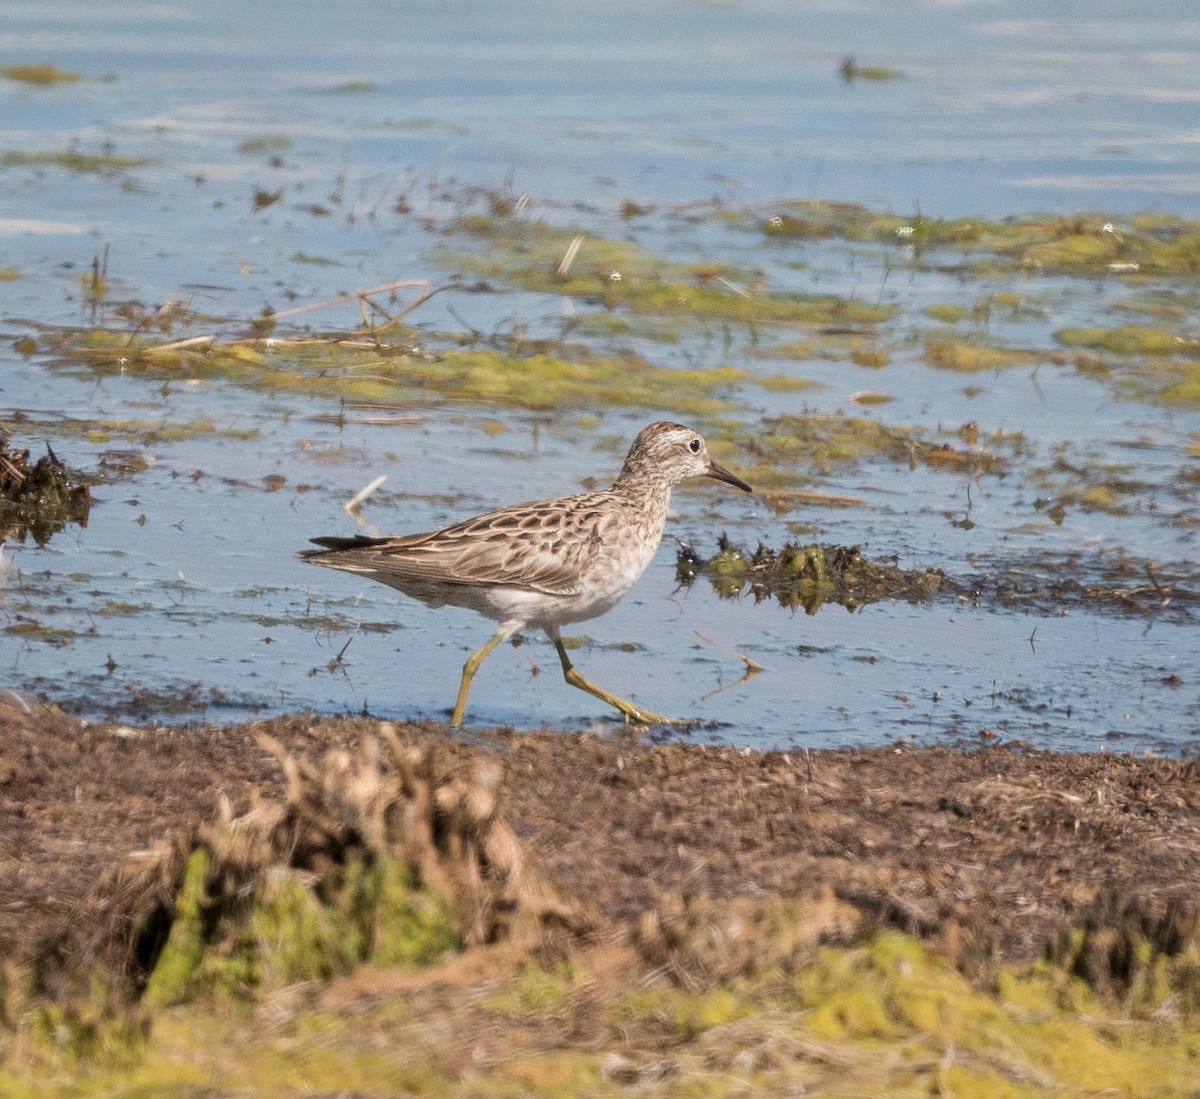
[2,695,1198,968]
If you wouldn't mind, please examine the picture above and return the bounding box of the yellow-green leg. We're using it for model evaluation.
[452,629,509,726]
[551,636,674,726]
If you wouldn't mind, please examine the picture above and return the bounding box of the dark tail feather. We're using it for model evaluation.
[299,534,391,558]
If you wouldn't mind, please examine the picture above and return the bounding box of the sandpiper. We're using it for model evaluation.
[300,421,752,725]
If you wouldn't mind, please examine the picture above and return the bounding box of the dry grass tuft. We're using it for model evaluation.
[30,724,585,1006]
[631,887,861,990]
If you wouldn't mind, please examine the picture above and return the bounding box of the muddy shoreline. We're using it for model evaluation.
[4,694,1198,971]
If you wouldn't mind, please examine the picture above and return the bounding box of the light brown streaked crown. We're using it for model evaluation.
[611,422,752,497]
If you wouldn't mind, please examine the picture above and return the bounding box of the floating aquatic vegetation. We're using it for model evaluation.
[839,56,904,82]
[0,434,89,545]
[289,251,341,266]
[1050,322,1200,406]
[750,334,891,367]
[423,347,746,413]
[923,303,967,324]
[739,413,1011,491]
[326,80,376,94]
[0,64,80,85]
[961,549,1198,622]
[1027,447,1191,516]
[443,214,894,328]
[757,204,1200,281]
[679,537,1197,623]
[251,185,283,212]
[1055,323,1199,358]
[1157,361,1200,406]
[237,135,292,155]
[677,537,945,613]
[1111,288,1200,321]
[923,340,1039,374]
[2,618,75,646]
[0,150,147,175]
[38,316,747,417]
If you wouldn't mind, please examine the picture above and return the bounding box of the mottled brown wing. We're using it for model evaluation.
[305,492,611,595]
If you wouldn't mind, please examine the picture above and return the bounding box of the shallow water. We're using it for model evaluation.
[1,1,1198,752]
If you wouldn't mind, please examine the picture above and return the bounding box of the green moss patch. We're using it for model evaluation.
[759,205,1200,281]
[839,57,905,82]
[443,214,895,328]
[786,930,1200,1095]
[14,920,1199,1097]
[143,847,458,1007]
[1043,891,1200,1018]
[1,64,81,85]
[731,413,1012,491]
[38,325,748,417]
[1056,323,1198,357]
[238,135,292,155]
[0,150,147,174]
[923,339,1039,373]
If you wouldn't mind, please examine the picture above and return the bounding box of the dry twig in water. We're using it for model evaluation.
[694,630,762,701]
[345,474,387,517]
[266,278,433,325]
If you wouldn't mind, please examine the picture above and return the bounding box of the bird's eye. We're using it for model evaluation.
[688,437,702,454]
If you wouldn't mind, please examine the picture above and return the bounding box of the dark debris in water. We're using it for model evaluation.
[0,433,90,545]
[961,551,1197,623]
[679,538,1198,622]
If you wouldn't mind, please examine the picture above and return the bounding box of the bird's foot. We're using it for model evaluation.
[559,661,674,726]
[618,703,676,727]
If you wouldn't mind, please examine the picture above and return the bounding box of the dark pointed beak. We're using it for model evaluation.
[705,459,752,493]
